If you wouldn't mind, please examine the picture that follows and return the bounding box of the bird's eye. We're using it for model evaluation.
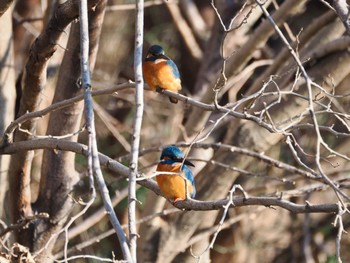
[172,156,182,162]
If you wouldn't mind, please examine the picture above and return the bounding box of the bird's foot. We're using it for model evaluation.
[155,87,165,93]
[173,197,185,204]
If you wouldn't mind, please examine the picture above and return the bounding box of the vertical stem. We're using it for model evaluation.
[129,0,144,261]
[0,6,16,218]
[79,0,133,262]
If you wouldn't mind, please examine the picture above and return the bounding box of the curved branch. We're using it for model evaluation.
[1,82,280,147]
[118,142,321,180]
[2,83,134,144]
[0,138,347,214]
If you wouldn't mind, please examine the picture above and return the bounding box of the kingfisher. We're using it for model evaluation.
[156,146,196,203]
[143,45,181,103]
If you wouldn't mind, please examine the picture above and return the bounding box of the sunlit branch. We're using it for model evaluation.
[128,0,144,261]
[0,138,348,214]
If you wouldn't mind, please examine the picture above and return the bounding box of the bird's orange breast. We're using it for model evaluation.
[143,61,181,92]
[156,163,193,201]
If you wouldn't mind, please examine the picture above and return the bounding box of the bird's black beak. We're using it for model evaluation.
[184,159,195,167]
[158,53,170,60]
[172,156,195,167]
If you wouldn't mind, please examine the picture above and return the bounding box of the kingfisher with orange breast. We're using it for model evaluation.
[156,146,196,203]
[143,45,182,103]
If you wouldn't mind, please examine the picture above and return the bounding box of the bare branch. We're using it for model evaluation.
[256,0,350,205]
[332,0,350,36]
[106,0,177,11]
[128,0,145,261]
[0,213,49,237]
[79,0,132,262]
[333,202,347,263]
[1,83,133,144]
[1,138,348,214]
[193,185,247,260]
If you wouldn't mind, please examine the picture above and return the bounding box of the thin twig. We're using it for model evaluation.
[302,195,315,263]
[333,201,347,263]
[106,0,177,11]
[54,254,127,262]
[193,185,248,262]
[0,213,49,237]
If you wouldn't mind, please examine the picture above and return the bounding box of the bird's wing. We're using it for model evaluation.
[182,165,196,198]
[166,59,180,79]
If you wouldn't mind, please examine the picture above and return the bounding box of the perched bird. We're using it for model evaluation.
[143,45,181,103]
[156,146,196,203]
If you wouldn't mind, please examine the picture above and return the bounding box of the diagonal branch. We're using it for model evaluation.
[1,138,348,214]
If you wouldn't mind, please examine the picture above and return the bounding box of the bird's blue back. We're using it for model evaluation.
[166,60,180,80]
[182,165,196,198]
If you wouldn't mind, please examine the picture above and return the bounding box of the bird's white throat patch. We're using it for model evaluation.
[154,58,167,64]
